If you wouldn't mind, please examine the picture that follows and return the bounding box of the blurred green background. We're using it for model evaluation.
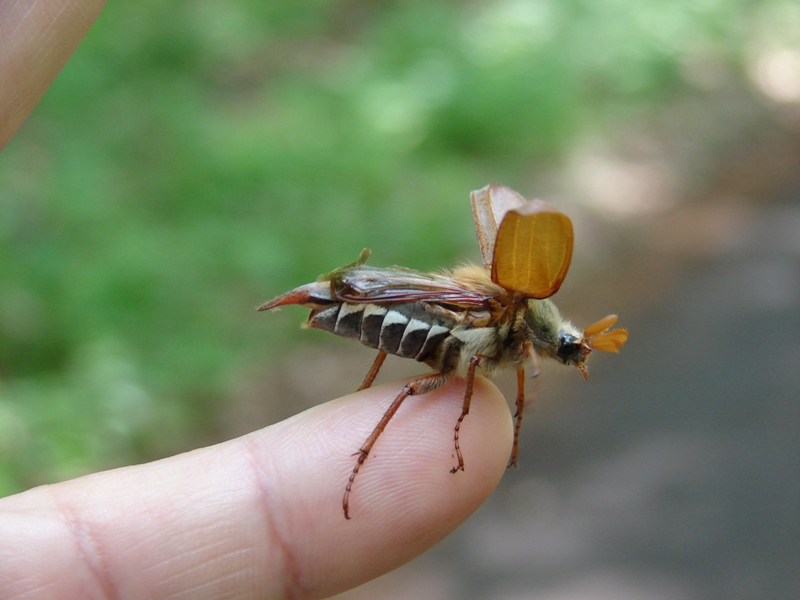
[2,2,799,594]
[1,0,795,489]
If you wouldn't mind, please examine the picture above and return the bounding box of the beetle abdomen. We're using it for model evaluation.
[308,302,455,362]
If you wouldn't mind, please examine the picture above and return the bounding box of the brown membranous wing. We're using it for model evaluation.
[326,263,499,309]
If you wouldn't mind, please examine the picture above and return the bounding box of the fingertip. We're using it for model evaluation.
[325,375,513,517]
[289,375,513,594]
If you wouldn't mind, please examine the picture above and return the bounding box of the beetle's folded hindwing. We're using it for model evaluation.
[331,265,497,308]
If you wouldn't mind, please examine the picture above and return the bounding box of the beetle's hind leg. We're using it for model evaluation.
[343,371,449,519]
[357,351,387,391]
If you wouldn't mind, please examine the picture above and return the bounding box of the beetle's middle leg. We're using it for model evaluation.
[451,355,495,474]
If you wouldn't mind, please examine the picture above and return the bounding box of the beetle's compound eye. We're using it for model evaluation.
[556,332,582,364]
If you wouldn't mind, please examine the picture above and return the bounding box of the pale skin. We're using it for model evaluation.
[0,2,514,598]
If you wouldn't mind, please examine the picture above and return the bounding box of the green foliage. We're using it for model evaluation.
[0,0,767,495]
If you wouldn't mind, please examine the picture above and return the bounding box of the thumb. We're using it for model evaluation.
[0,0,106,150]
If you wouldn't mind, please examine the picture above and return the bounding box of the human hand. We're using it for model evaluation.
[0,378,512,599]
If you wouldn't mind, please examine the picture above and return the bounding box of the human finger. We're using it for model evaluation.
[0,376,512,599]
[0,0,106,150]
